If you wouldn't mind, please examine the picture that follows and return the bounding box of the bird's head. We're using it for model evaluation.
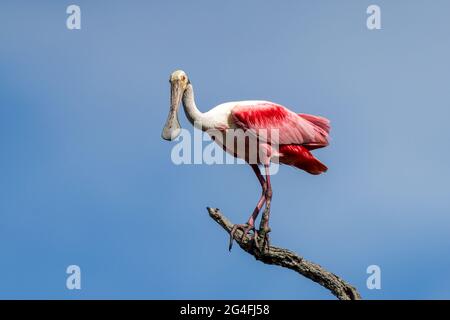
[162,70,190,141]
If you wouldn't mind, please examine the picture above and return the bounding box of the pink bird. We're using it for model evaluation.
[162,70,330,250]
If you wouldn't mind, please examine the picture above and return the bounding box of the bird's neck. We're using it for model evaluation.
[182,84,209,130]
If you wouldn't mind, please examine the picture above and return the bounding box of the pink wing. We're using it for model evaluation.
[231,102,330,149]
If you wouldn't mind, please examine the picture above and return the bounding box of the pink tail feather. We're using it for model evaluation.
[279,145,328,175]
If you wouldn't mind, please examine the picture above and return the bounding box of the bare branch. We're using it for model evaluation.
[207,207,362,300]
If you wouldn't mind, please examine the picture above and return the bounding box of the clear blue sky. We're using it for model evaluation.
[1,0,450,299]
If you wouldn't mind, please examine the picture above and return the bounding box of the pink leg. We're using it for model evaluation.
[258,164,273,251]
[262,164,273,230]
[246,194,265,227]
[229,164,267,251]
[247,164,268,226]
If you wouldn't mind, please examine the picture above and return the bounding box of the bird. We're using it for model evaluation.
[162,70,330,251]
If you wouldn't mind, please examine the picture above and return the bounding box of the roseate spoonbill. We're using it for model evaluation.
[162,70,330,250]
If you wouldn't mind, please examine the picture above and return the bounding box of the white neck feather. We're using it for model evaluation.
[182,84,212,131]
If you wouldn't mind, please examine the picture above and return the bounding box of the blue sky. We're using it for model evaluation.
[1,0,450,299]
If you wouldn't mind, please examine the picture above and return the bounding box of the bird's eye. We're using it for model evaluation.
[181,75,186,81]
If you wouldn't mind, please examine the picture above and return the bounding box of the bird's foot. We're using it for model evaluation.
[256,226,271,254]
[229,223,256,251]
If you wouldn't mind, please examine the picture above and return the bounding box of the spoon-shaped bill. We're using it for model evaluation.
[161,80,183,140]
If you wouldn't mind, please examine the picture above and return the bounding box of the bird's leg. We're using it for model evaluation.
[228,195,265,251]
[258,164,273,252]
[229,164,267,251]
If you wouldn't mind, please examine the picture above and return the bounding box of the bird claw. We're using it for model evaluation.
[263,232,270,252]
[229,223,256,251]
[228,223,272,253]
[256,228,271,254]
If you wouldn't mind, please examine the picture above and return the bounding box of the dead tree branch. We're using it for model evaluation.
[207,207,361,300]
